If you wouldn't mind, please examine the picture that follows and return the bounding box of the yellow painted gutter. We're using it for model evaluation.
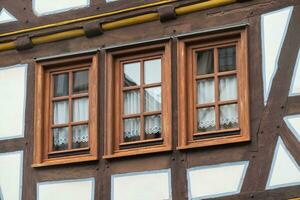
[175,0,236,15]
[0,0,175,38]
[0,0,238,52]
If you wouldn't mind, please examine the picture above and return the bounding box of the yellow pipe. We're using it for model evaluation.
[0,0,238,52]
[176,0,236,15]
[0,0,175,38]
[32,29,85,45]
[102,13,159,30]
[0,41,16,51]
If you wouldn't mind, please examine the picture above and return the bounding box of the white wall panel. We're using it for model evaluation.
[0,8,17,24]
[289,49,300,96]
[33,0,90,16]
[261,6,293,105]
[0,64,27,140]
[112,169,172,200]
[284,114,300,142]
[266,137,300,190]
[187,161,249,200]
[37,178,94,200]
[0,151,23,200]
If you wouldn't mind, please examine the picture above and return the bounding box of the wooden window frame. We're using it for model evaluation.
[33,53,99,167]
[177,27,250,150]
[104,41,172,158]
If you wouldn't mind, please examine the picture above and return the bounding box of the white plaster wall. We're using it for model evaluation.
[284,115,300,142]
[112,169,172,200]
[187,161,249,200]
[0,64,27,140]
[261,6,293,105]
[33,0,90,16]
[289,49,300,96]
[0,8,17,24]
[266,137,300,190]
[37,178,94,200]
[0,151,23,200]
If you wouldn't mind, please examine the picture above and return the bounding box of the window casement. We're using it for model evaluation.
[177,28,250,149]
[104,41,172,158]
[33,53,98,167]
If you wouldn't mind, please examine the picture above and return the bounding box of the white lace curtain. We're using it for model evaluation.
[124,90,140,115]
[219,76,237,101]
[53,127,68,150]
[197,76,238,131]
[145,115,161,135]
[197,79,214,104]
[53,98,89,149]
[72,125,88,148]
[123,118,140,139]
[53,101,68,124]
[123,87,162,139]
[220,104,238,129]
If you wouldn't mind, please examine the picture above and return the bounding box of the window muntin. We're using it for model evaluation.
[177,28,250,149]
[105,42,172,158]
[194,45,239,136]
[121,56,163,144]
[50,68,89,152]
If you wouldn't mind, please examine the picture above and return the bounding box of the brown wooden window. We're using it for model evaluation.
[33,53,98,167]
[177,28,250,149]
[104,41,172,158]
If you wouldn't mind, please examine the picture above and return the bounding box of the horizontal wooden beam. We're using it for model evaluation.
[0,0,239,52]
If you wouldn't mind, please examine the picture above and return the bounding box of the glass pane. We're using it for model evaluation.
[196,49,214,75]
[145,115,161,140]
[197,79,215,104]
[73,98,89,122]
[197,107,216,132]
[123,118,140,142]
[124,90,140,115]
[144,59,161,84]
[218,46,236,72]
[220,104,239,129]
[73,70,88,94]
[219,75,237,101]
[72,125,88,149]
[144,87,161,112]
[124,62,140,86]
[53,100,69,124]
[54,73,69,97]
[53,127,68,151]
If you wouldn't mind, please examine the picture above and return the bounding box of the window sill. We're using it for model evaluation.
[103,145,172,159]
[32,154,98,168]
[177,134,250,150]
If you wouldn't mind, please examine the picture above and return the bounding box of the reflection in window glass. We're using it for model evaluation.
[123,118,140,142]
[54,73,69,97]
[144,59,161,84]
[73,70,88,94]
[145,115,161,140]
[144,87,161,112]
[53,127,68,151]
[197,107,216,132]
[124,90,140,115]
[218,46,236,72]
[219,76,237,101]
[73,98,89,122]
[53,100,69,124]
[197,79,215,104]
[197,49,214,75]
[124,62,140,86]
[72,125,88,149]
[220,104,239,129]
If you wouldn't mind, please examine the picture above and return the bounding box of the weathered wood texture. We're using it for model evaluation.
[0,0,299,199]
